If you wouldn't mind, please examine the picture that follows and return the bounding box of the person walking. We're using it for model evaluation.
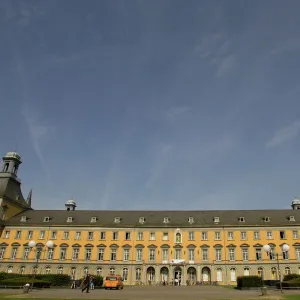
[81,273,91,293]
[90,276,94,290]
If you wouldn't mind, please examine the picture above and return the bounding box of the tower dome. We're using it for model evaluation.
[3,152,22,162]
[292,198,300,210]
[65,199,76,211]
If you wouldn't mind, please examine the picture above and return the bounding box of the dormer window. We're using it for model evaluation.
[214,217,220,223]
[238,217,245,222]
[288,216,295,222]
[114,217,121,223]
[43,217,50,222]
[163,217,170,223]
[91,217,97,223]
[263,216,270,222]
[188,217,194,224]
[139,217,145,224]
[21,216,27,222]
[67,217,73,223]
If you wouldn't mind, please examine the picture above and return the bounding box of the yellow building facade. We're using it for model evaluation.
[1,151,300,285]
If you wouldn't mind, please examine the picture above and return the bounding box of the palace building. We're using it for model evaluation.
[1,151,300,285]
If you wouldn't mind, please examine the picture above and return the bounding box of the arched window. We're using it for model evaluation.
[96,267,102,276]
[57,266,63,275]
[71,267,76,280]
[230,268,236,281]
[83,267,89,275]
[188,267,196,281]
[147,267,155,281]
[109,267,115,275]
[45,266,51,274]
[136,268,141,281]
[175,232,182,243]
[271,267,277,280]
[122,268,128,281]
[244,267,250,276]
[20,266,25,274]
[216,268,222,282]
[33,265,38,274]
[257,267,263,278]
[7,266,13,273]
[3,163,9,172]
[285,267,291,275]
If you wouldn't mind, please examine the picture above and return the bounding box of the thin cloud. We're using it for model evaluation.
[266,120,300,148]
[166,106,191,118]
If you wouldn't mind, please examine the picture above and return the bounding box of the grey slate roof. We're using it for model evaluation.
[5,209,300,228]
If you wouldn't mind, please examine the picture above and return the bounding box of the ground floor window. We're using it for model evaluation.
[216,268,222,282]
[123,268,128,281]
[230,268,236,282]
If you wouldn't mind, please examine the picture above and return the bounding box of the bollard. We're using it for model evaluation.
[23,285,30,294]
[261,286,267,296]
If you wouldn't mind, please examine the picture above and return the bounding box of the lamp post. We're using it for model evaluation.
[28,240,54,291]
[263,243,290,293]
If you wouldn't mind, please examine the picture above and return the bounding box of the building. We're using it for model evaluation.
[1,151,300,285]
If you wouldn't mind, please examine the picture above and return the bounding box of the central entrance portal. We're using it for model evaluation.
[174,266,182,285]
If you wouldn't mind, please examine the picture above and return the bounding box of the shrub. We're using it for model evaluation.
[283,274,300,282]
[237,276,263,289]
[0,272,23,281]
[92,276,103,287]
[36,274,71,286]
[1,277,51,288]
[276,280,300,289]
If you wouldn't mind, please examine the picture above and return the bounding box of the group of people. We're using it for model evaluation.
[70,273,95,292]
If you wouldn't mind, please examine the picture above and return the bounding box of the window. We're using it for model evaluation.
[39,231,45,239]
[67,217,73,223]
[241,231,247,240]
[215,232,221,240]
[85,248,92,260]
[36,247,42,260]
[175,232,181,243]
[254,231,260,240]
[58,267,63,274]
[201,232,208,240]
[100,232,106,240]
[257,267,263,277]
[136,249,143,261]
[11,247,18,259]
[20,266,25,274]
[91,217,97,223]
[228,232,234,240]
[188,217,194,223]
[271,267,277,279]
[83,267,89,275]
[175,249,181,259]
[60,248,67,260]
[123,249,130,261]
[112,232,118,240]
[43,217,50,222]
[149,249,155,261]
[293,231,299,239]
[242,248,248,261]
[162,249,168,262]
[215,248,222,261]
[150,232,156,241]
[139,217,145,224]
[15,231,21,239]
[87,232,94,240]
[230,268,236,281]
[71,267,76,280]
[202,248,208,261]
[264,216,270,222]
[244,267,250,276]
[51,231,57,239]
[27,231,33,239]
[114,217,121,223]
[296,248,300,259]
[7,266,13,274]
[72,248,80,260]
[47,248,54,260]
[109,267,115,275]
[137,232,143,241]
[98,248,104,261]
[188,232,194,241]
[23,247,30,260]
[279,231,286,239]
[136,268,142,281]
[110,249,117,261]
[229,248,235,261]
[4,231,10,239]
[125,232,131,240]
[267,231,273,239]
[163,233,169,241]
[238,217,245,222]
[96,267,102,276]
[163,217,170,223]
[188,249,195,261]
[283,248,289,260]
[214,217,220,223]
[75,232,81,240]
[122,268,128,281]
[0,247,6,259]
[285,267,291,275]
[21,216,27,222]
[63,231,69,240]
[269,247,276,260]
[289,216,295,221]
[255,248,262,260]
[217,268,222,282]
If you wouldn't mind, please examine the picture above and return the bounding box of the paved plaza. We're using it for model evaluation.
[1,286,299,300]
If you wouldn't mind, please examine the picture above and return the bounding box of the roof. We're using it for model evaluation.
[5,209,300,228]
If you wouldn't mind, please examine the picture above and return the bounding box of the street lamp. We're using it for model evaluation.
[263,243,290,293]
[29,240,54,290]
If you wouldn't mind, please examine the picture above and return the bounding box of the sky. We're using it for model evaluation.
[0,0,300,211]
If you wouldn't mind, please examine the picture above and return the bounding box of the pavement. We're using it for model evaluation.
[0,286,299,300]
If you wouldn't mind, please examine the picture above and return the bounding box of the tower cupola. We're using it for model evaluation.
[1,152,22,176]
[291,198,300,210]
[65,199,76,211]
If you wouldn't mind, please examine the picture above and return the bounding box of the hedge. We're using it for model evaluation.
[36,274,71,286]
[277,280,300,289]
[1,277,51,288]
[237,276,263,289]
[283,274,300,282]
[92,276,103,287]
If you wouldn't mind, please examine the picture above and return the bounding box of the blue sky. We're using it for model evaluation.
[1,0,300,210]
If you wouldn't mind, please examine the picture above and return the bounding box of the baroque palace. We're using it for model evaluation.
[0,151,300,285]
